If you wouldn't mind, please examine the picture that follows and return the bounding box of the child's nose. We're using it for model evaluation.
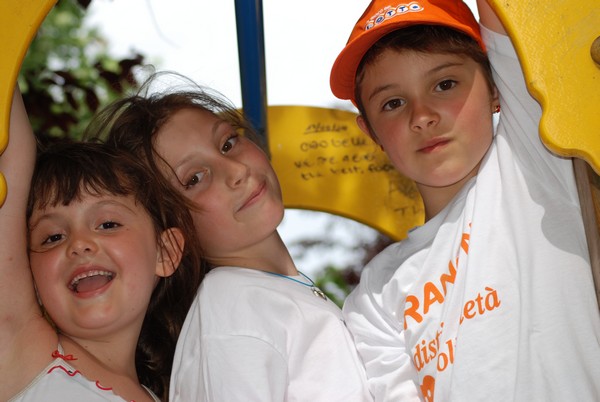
[68,233,97,256]
[225,159,250,188]
[410,101,439,131]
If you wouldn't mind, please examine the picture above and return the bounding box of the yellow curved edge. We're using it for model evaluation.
[0,175,6,208]
[0,0,57,206]
[268,105,424,241]
[489,0,600,174]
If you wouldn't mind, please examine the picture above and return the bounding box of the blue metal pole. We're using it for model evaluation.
[234,0,268,148]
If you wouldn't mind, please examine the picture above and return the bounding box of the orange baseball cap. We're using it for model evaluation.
[330,0,484,102]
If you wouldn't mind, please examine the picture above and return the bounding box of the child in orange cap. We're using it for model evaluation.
[330,0,600,401]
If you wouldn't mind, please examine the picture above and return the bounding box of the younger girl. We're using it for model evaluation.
[93,77,373,401]
[1,88,204,401]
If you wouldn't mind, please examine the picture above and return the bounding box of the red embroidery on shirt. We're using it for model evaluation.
[49,349,141,399]
[96,380,113,391]
[47,364,80,377]
[49,350,112,391]
[52,349,77,361]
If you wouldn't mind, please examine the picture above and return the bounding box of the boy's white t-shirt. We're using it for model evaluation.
[343,27,600,401]
[169,266,373,402]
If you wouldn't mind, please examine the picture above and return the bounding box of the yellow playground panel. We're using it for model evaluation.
[0,0,57,207]
[489,0,600,173]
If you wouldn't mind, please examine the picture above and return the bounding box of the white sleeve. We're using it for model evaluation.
[202,334,288,402]
[482,25,579,201]
[343,271,422,402]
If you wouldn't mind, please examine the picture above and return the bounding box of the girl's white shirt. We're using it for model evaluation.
[170,266,373,402]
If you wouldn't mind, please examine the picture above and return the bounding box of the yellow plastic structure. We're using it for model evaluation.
[489,0,600,173]
[268,105,424,240]
[0,0,57,206]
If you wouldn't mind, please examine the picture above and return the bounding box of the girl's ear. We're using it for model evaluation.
[155,228,185,278]
[356,114,380,145]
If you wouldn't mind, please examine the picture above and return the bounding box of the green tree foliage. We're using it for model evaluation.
[18,0,145,140]
[314,266,361,308]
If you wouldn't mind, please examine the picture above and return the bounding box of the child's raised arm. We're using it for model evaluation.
[0,87,37,320]
[476,0,506,34]
[0,87,56,400]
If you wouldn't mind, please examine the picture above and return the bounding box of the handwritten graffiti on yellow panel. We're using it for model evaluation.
[268,105,423,241]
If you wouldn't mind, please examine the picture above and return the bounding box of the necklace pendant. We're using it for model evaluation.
[311,286,328,301]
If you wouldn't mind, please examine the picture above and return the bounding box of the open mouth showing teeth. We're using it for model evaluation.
[69,270,115,293]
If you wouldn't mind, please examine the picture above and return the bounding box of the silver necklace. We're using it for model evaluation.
[267,271,328,301]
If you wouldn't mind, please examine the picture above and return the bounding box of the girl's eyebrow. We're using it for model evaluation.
[93,198,137,214]
[212,119,228,136]
[171,119,226,170]
[28,212,56,230]
[29,198,134,228]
